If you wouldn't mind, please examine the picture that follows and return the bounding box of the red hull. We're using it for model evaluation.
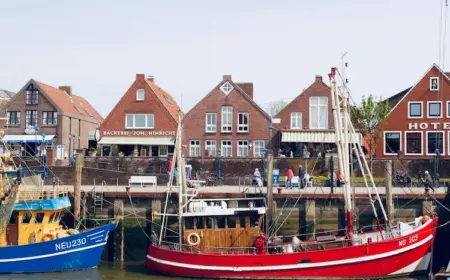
[146,218,437,279]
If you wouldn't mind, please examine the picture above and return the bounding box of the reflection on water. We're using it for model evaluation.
[0,262,430,280]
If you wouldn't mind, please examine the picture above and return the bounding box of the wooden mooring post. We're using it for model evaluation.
[73,150,84,227]
[384,160,394,223]
[146,200,153,255]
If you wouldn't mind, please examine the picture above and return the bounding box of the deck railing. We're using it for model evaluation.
[16,186,68,202]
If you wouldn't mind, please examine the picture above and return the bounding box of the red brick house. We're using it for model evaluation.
[98,74,180,157]
[375,64,450,159]
[1,80,102,161]
[274,75,359,157]
[182,75,271,158]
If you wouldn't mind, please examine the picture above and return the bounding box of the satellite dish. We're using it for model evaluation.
[24,126,36,135]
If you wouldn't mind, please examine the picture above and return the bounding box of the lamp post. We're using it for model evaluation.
[217,148,221,181]
[268,124,274,151]
[71,133,77,166]
[261,148,266,186]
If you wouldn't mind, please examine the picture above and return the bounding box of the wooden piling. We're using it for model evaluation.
[266,152,274,234]
[113,200,125,268]
[385,160,394,223]
[107,207,115,262]
[146,200,153,255]
[73,150,84,227]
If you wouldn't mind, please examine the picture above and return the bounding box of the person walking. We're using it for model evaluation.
[298,165,305,189]
[336,170,342,187]
[253,168,263,193]
[286,168,294,189]
[424,170,434,193]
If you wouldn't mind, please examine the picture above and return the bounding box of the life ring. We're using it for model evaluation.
[42,233,55,242]
[187,232,201,246]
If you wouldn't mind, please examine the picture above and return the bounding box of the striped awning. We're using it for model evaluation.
[281,131,361,144]
[98,137,174,145]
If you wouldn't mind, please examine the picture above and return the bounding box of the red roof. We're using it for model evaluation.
[146,79,180,121]
[34,80,103,123]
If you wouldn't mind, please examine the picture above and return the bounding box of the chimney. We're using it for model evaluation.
[147,75,154,82]
[223,75,232,81]
[236,83,254,99]
[136,74,145,80]
[59,86,72,95]
[315,75,323,83]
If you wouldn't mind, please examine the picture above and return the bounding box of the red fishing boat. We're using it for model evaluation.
[146,67,437,279]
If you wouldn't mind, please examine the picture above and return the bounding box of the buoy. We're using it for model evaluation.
[187,232,201,246]
[422,215,430,223]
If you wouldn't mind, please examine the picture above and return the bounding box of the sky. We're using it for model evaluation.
[0,1,448,118]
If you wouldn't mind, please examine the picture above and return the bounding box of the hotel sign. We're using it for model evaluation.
[102,130,176,136]
[408,123,450,130]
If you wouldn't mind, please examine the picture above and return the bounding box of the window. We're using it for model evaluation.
[205,113,217,133]
[221,140,232,157]
[7,111,20,125]
[384,132,401,155]
[207,217,215,229]
[290,112,302,129]
[125,114,154,129]
[22,212,33,224]
[447,101,450,118]
[253,140,265,158]
[136,89,145,101]
[427,131,444,155]
[43,112,57,125]
[159,145,168,157]
[190,140,200,157]
[309,97,328,129]
[237,140,249,157]
[205,140,216,157]
[250,215,259,228]
[34,212,45,224]
[408,102,422,118]
[405,132,423,155]
[9,211,18,224]
[430,77,439,91]
[196,217,204,229]
[185,218,194,230]
[217,217,225,228]
[227,216,236,228]
[221,107,232,132]
[238,113,249,132]
[48,213,56,223]
[220,81,234,95]
[428,101,442,118]
[163,94,173,104]
[239,216,246,228]
[25,110,38,127]
[25,84,39,105]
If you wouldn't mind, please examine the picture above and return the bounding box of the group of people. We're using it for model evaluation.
[285,165,306,189]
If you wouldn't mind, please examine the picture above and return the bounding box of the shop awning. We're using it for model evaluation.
[1,135,55,143]
[98,137,174,145]
[281,131,361,144]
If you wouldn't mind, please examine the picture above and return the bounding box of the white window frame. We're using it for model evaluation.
[205,140,217,157]
[430,77,439,91]
[253,140,265,158]
[125,114,154,129]
[237,140,249,157]
[309,96,328,129]
[447,101,450,118]
[290,112,302,129]
[427,101,442,118]
[407,101,423,119]
[220,81,234,95]
[426,131,445,156]
[189,140,200,157]
[238,113,249,133]
[221,107,233,133]
[205,113,217,133]
[7,111,20,125]
[383,131,402,155]
[43,111,58,126]
[221,140,232,157]
[136,89,145,101]
[159,145,168,157]
[404,131,423,156]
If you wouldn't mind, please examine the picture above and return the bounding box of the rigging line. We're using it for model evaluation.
[127,191,151,241]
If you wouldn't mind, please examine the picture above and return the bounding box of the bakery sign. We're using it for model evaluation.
[102,130,176,136]
[408,122,450,130]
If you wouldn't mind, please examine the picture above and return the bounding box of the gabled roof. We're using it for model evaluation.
[185,77,271,121]
[33,80,103,123]
[146,79,180,122]
[0,89,15,99]
[384,87,411,109]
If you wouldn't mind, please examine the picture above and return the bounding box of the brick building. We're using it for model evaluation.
[274,75,359,157]
[98,74,180,157]
[0,89,16,129]
[1,80,102,161]
[183,75,271,158]
[376,64,450,159]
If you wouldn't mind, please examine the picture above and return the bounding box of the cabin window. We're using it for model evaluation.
[48,213,56,223]
[217,217,225,228]
[185,218,194,230]
[239,216,246,228]
[34,213,45,224]
[207,217,215,229]
[250,216,259,228]
[195,217,204,229]
[9,211,18,224]
[22,212,33,224]
[227,216,236,228]
[54,211,61,222]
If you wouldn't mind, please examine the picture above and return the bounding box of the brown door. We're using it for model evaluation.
[6,212,18,245]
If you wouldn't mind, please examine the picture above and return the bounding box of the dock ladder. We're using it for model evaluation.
[92,180,105,215]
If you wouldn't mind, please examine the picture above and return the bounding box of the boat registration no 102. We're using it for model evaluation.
[55,238,87,251]
[398,234,418,247]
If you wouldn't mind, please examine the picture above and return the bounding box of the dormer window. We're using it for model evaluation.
[430,77,439,91]
[220,82,234,95]
[25,84,39,105]
[136,89,145,101]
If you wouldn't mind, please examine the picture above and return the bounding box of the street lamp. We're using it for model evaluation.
[71,133,77,166]
[268,124,274,151]
[261,148,267,186]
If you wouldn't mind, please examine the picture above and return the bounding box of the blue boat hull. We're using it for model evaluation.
[0,223,115,273]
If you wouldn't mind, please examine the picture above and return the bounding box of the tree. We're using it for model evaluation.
[351,95,390,171]
[267,100,288,117]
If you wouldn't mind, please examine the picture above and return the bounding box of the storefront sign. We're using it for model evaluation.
[408,122,450,130]
[102,130,176,136]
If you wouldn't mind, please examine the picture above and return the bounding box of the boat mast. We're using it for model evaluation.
[176,110,185,247]
[329,68,354,236]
